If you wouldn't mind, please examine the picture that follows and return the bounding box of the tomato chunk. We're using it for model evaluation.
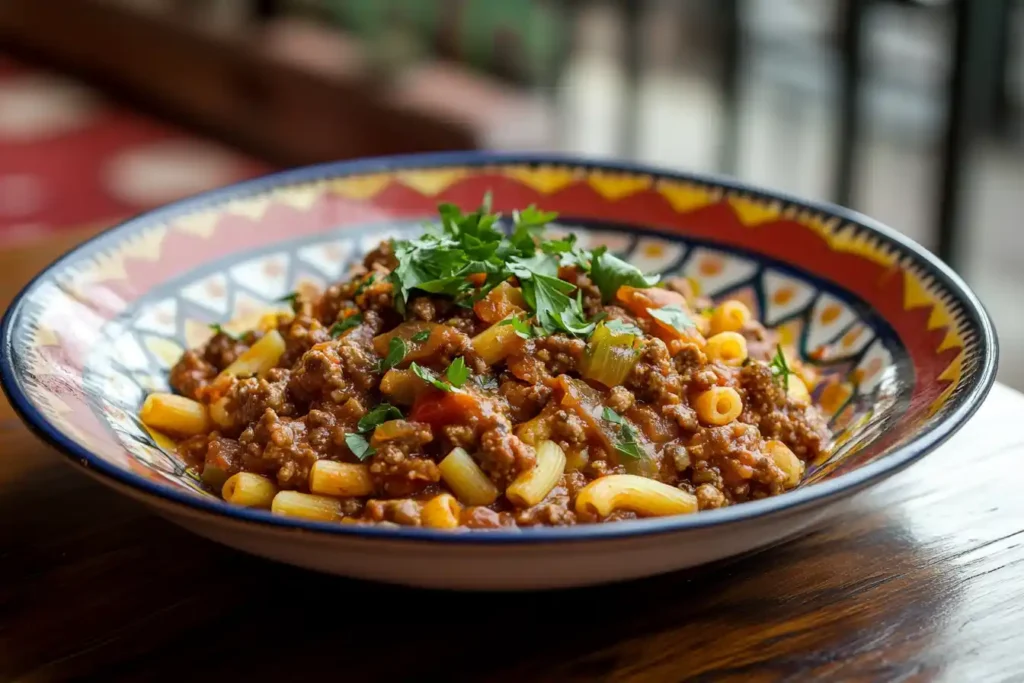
[410,390,482,428]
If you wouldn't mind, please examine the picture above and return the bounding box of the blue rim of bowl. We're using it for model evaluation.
[0,151,999,544]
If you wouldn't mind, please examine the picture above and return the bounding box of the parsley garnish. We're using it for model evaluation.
[590,246,660,303]
[389,197,601,339]
[647,305,696,334]
[601,407,643,460]
[499,315,535,339]
[604,318,644,337]
[345,402,406,460]
[379,337,408,372]
[345,433,375,461]
[278,291,300,311]
[541,233,591,272]
[411,330,431,343]
[329,314,362,338]
[409,362,453,393]
[208,323,241,340]
[769,345,794,390]
[511,256,595,337]
[357,403,404,432]
[446,357,470,388]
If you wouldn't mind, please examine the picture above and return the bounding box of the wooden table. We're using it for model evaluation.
[2,233,1022,682]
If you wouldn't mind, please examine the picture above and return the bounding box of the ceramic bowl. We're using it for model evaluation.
[0,153,997,590]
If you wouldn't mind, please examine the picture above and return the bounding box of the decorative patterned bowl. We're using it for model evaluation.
[0,153,997,590]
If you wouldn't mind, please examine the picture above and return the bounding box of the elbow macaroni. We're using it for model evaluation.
[139,393,210,437]
[438,447,499,506]
[221,329,286,378]
[704,332,748,367]
[766,440,804,488]
[309,461,374,498]
[575,474,698,517]
[694,387,743,426]
[271,491,344,521]
[506,440,566,508]
[422,493,463,529]
[710,300,751,335]
[222,472,277,508]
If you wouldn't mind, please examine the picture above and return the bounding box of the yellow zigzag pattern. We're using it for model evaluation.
[61,163,967,416]
[71,226,168,289]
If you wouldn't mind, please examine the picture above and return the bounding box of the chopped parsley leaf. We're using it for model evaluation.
[518,270,595,337]
[380,337,408,372]
[345,433,375,460]
[446,357,470,388]
[411,329,431,343]
[590,246,660,303]
[357,403,404,432]
[601,407,643,460]
[329,314,362,338]
[647,305,696,334]
[409,362,453,393]
[498,315,535,339]
[389,197,601,338]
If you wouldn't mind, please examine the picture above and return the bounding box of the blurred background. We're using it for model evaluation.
[0,0,1020,386]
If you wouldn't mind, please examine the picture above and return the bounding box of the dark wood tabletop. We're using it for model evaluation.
[2,231,1022,683]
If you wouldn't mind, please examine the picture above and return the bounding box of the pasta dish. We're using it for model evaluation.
[139,199,830,529]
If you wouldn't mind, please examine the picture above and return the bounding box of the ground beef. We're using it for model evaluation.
[738,362,830,460]
[202,331,255,370]
[363,241,398,270]
[223,372,296,430]
[477,424,536,487]
[550,409,588,451]
[626,338,686,405]
[406,324,486,374]
[408,296,437,322]
[365,498,423,526]
[662,402,700,433]
[169,350,217,400]
[440,424,478,452]
[237,409,321,489]
[288,338,379,406]
[687,423,787,502]
[368,420,439,497]
[277,312,333,369]
[515,503,576,526]
[462,506,513,529]
[606,386,635,414]
[316,283,356,326]
[178,432,216,469]
[696,483,726,510]
[499,380,552,422]
[508,335,585,381]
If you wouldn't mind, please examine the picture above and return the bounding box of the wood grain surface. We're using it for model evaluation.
[1,235,1021,683]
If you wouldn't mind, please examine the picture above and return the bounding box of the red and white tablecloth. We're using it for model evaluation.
[0,56,272,247]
